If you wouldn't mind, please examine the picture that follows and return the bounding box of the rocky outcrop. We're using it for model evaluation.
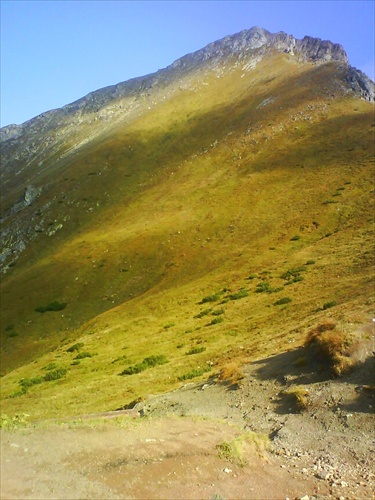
[343,66,375,102]
[10,185,42,215]
[0,124,23,141]
[295,35,348,64]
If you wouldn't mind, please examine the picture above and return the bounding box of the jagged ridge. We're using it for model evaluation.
[1,26,373,141]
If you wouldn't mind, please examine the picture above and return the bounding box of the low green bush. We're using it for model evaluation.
[229,289,249,300]
[195,308,212,319]
[255,282,271,293]
[201,293,221,304]
[186,346,206,355]
[43,368,67,381]
[274,297,292,306]
[67,343,84,353]
[120,355,168,376]
[323,300,337,310]
[178,366,211,381]
[35,301,67,313]
[209,316,224,325]
[74,351,93,360]
[212,308,225,316]
[43,362,57,371]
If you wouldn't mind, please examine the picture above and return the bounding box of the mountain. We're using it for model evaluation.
[0,27,374,420]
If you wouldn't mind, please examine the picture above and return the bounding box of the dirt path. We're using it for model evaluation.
[1,416,329,500]
[1,332,374,500]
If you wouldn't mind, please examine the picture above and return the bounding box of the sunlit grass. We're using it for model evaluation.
[1,55,373,419]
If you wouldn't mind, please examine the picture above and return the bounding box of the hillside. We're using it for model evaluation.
[0,27,374,423]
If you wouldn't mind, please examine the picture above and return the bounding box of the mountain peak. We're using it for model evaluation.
[169,26,349,69]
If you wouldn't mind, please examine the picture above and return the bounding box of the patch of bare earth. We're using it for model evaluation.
[1,324,374,500]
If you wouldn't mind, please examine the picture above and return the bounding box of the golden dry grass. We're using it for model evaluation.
[1,54,374,419]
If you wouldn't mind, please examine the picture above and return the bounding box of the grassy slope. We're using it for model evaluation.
[1,54,374,419]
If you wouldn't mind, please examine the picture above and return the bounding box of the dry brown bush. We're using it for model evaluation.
[219,361,245,386]
[305,322,354,376]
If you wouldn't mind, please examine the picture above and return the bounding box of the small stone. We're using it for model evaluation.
[340,481,348,487]
[223,467,232,474]
[300,495,309,500]
[316,470,330,480]
[302,467,308,474]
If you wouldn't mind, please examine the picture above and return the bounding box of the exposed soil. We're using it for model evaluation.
[1,324,374,500]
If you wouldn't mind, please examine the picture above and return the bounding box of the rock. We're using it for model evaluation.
[316,470,331,480]
[223,467,232,474]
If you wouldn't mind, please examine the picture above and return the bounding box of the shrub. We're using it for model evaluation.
[255,282,271,293]
[212,308,225,316]
[209,316,224,325]
[74,351,93,360]
[305,260,315,265]
[66,343,84,353]
[186,346,206,355]
[201,293,221,304]
[19,377,43,389]
[120,355,168,376]
[323,300,337,310]
[290,235,301,241]
[219,362,244,385]
[281,267,306,284]
[194,308,212,319]
[305,322,353,376]
[178,366,211,381]
[43,368,67,381]
[143,355,168,367]
[274,297,292,306]
[229,289,249,300]
[43,362,57,371]
[35,301,67,313]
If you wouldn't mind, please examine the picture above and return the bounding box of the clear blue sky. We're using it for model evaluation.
[1,0,374,126]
